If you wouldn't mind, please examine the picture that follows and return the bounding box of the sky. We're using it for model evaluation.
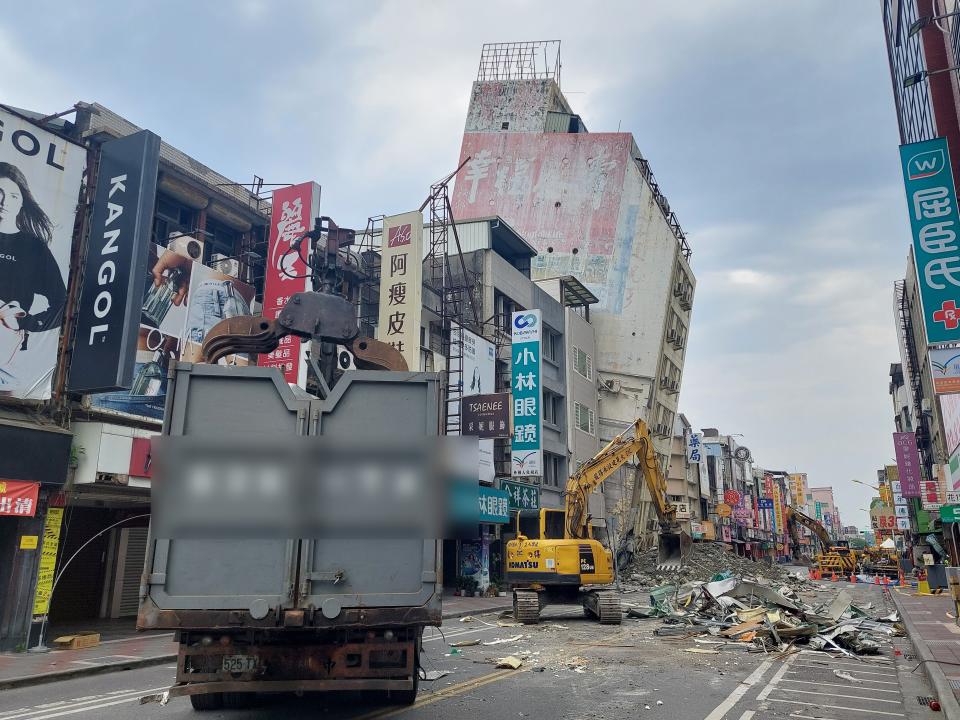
[1,1,908,527]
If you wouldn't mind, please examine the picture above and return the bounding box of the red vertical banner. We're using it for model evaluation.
[258,183,320,385]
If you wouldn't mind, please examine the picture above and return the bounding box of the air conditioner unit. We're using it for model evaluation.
[336,345,357,371]
[210,253,241,278]
[167,232,204,261]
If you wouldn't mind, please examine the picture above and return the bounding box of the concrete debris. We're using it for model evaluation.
[625,542,795,586]
[834,669,861,683]
[449,639,481,647]
[483,634,523,645]
[637,570,901,659]
[423,670,451,681]
[496,655,523,669]
[684,648,720,654]
[459,616,475,623]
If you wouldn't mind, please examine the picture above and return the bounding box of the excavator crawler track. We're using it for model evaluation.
[513,591,541,625]
[582,590,622,625]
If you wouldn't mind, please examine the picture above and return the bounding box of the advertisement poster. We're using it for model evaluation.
[942,393,960,456]
[0,107,86,399]
[258,182,318,386]
[931,347,960,394]
[89,244,254,420]
[32,506,63,617]
[510,310,542,477]
[0,479,39,516]
[452,323,496,481]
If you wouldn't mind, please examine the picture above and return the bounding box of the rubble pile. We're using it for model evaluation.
[628,576,905,659]
[625,542,793,586]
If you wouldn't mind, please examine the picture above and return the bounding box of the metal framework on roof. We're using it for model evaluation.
[477,41,561,84]
[557,275,599,308]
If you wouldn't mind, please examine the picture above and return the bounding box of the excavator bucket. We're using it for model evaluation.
[657,527,692,570]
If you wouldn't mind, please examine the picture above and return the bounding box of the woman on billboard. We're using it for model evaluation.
[0,162,67,389]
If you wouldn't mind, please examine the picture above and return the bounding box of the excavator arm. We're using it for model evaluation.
[785,506,831,553]
[564,419,690,569]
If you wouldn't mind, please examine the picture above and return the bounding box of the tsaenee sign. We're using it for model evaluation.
[900,137,960,344]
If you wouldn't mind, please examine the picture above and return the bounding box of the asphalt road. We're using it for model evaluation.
[0,581,940,720]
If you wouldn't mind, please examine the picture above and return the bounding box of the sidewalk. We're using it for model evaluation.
[889,585,960,717]
[0,594,512,690]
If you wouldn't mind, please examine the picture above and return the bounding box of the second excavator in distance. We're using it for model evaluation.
[504,418,691,624]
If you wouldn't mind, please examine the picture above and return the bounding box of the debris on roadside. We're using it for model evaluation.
[496,655,524,669]
[627,561,904,661]
[422,670,451,681]
[449,639,481,647]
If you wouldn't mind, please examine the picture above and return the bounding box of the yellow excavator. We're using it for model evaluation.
[505,418,691,624]
[785,506,858,573]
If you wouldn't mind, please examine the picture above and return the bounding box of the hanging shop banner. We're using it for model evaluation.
[724,489,741,506]
[893,431,922,497]
[896,517,911,531]
[375,210,424,373]
[463,392,510,439]
[930,347,960,394]
[772,484,784,533]
[258,182,319,386]
[478,485,510,524]
[70,131,161,393]
[0,107,87,399]
[0,479,39,516]
[715,503,732,518]
[900,137,960,344]
[510,309,542,477]
[452,323,497,481]
[32,506,64,617]
[501,478,540,512]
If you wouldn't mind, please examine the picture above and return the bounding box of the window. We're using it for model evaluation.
[572,346,593,380]
[542,453,565,488]
[495,291,521,335]
[152,193,195,245]
[543,509,565,539]
[574,402,595,435]
[204,217,242,261]
[543,327,561,363]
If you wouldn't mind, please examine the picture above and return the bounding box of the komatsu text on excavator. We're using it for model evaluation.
[505,419,691,625]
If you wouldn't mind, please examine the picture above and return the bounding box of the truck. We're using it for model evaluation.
[139,363,443,709]
[139,216,451,709]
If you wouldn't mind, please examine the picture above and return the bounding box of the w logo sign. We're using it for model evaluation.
[908,148,946,180]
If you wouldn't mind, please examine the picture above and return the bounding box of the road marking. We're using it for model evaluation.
[786,670,897,685]
[756,655,794,702]
[767,699,904,716]
[737,712,754,720]
[779,678,900,694]
[703,657,775,720]
[354,668,519,719]
[790,664,896,677]
[0,688,167,720]
[771,688,901,704]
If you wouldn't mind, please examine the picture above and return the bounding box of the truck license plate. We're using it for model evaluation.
[222,655,258,673]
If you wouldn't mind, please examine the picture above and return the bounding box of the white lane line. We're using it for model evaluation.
[767,699,904,716]
[737,712,754,720]
[756,655,794,702]
[703,657,775,720]
[0,688,166,720]
[13,697,144,720]
[786,670,897,685]
[790,664,896,677]
[770,688,901,704]
[779,678,900,694]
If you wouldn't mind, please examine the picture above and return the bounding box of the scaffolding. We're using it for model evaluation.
[477,40,561,85]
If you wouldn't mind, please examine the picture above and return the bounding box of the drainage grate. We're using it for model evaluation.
[918,696,936,706]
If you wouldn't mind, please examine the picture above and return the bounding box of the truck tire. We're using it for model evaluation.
[387,672,419,706]
[222,692,253,708]
[189,693,223,711]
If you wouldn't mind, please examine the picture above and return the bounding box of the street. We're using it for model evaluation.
[0,578,941,720]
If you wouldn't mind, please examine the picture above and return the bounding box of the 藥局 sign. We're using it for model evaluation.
[0,107,86,399]
[899,137,960,344]
[511,309,542,476]
[893,431,922,498]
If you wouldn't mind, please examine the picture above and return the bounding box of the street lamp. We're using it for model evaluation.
[909,9,960,38]
[903,65,960,89]
[852,478,880,492]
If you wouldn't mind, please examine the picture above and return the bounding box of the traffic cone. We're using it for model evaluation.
[831,571,838,582]
[850,572,857,583]
[874,575,880,585]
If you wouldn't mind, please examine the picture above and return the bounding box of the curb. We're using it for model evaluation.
[889,589,960,718]
[0,653,177,691]
[0,604,514,690]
